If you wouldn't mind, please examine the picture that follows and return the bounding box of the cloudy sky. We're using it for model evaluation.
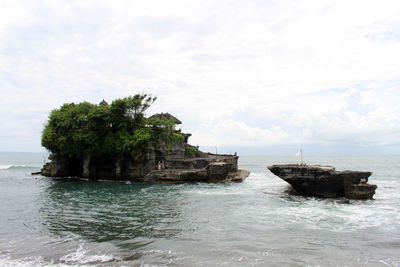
[1,0,399,154]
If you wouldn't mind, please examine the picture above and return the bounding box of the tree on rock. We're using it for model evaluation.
[41,94,164,178]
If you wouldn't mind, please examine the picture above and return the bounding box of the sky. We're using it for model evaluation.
[0,0,400,154]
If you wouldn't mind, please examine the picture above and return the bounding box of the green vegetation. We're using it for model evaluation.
[185,146,196,157]
[165,132,184,152]
[42,94,183,159]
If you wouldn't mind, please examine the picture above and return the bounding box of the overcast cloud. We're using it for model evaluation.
[1,0,399,154]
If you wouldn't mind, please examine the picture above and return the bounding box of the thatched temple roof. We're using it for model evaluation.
[148,112,182,124]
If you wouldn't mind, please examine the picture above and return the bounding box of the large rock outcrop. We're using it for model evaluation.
[268,164,377,199]
[41,114,249,183]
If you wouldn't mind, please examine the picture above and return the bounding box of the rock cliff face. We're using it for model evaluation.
[42,127,249,183]
[268,164,377,199]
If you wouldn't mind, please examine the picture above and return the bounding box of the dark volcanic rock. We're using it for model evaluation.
[206,162,233,181]
[268,164,377,199]
[143,164,249,183]
[344,183,377,200]
[143,168,208,183]
[41,155,70,177]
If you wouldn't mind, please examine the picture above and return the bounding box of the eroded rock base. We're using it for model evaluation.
[42,153,249,183]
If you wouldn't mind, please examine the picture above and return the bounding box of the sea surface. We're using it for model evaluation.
[0,153,399,266]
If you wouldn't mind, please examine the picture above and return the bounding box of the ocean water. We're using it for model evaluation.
[0,153,399,266]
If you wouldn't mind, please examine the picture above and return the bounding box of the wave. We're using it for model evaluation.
[0,254,71,267]
[60,244,116,265]
[0,164,41,170]
[0,244,116,266]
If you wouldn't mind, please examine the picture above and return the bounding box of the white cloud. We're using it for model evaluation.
[0,0,399,152]
[191,120,292,147]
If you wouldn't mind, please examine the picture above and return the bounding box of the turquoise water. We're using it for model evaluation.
[0,153,399,266]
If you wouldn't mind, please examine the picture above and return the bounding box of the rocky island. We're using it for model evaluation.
[40,94,249,183]
[268,164,377,199]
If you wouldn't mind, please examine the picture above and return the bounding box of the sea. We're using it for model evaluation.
[0,153,399,266]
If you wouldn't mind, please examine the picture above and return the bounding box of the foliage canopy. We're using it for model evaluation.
[42,94,182,159]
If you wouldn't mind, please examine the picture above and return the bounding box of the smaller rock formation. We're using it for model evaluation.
[267,164,377,199]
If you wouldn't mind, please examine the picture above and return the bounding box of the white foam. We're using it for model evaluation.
[60,244,115,264]
[0,165,39,170]
[0,253,71,267]
[0,165,12,170]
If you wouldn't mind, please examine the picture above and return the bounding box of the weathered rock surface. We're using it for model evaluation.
[143,163,249,183]
[41,154,71,177]
[268,164,377,199]
[42,152,248,183]
[344,183,377,200]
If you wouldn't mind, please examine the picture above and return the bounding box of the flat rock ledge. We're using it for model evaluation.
[268,164,377,200]
[144,166,250,183]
